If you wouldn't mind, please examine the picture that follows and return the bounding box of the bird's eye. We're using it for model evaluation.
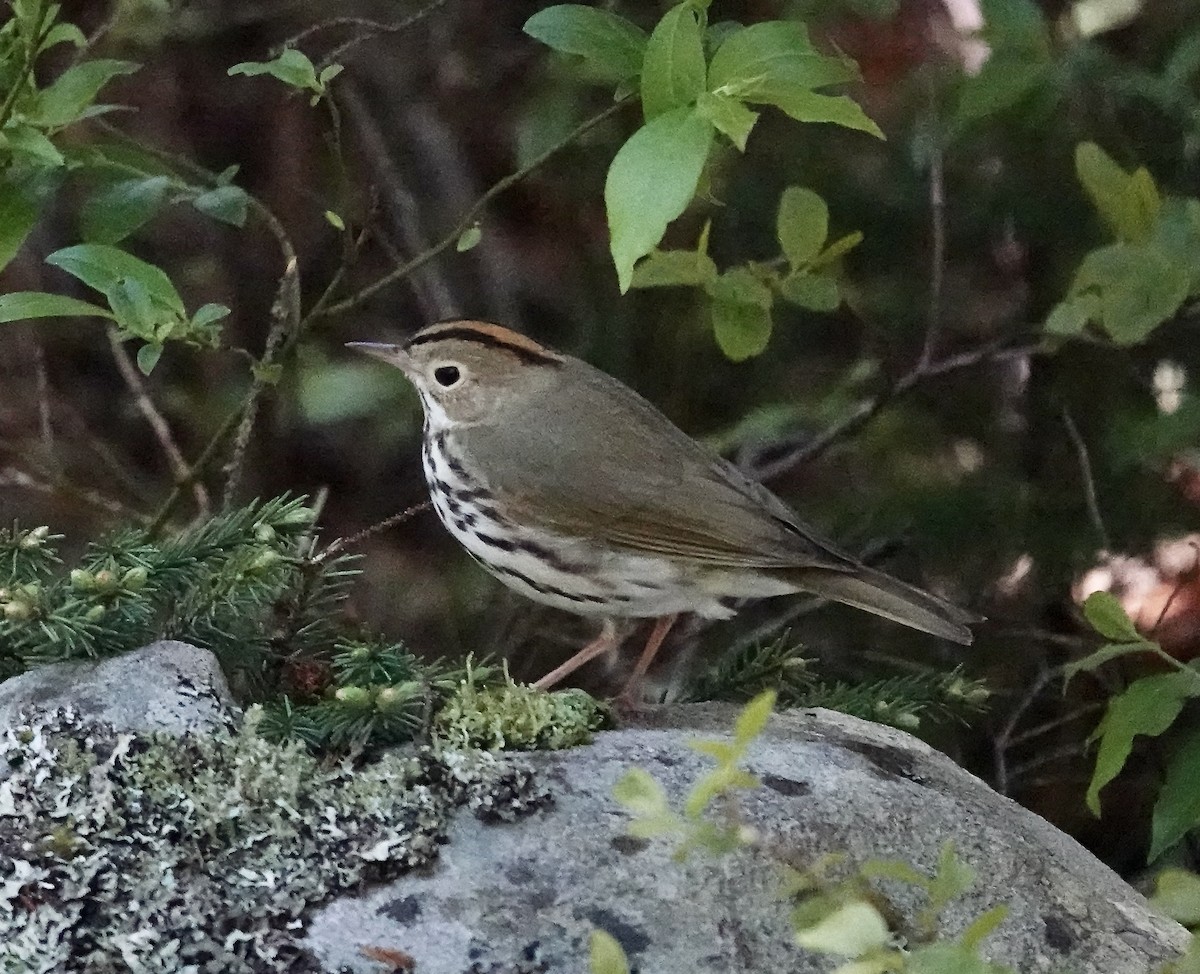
[433,365,461,388]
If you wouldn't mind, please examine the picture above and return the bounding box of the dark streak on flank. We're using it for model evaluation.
[406,326,563,368]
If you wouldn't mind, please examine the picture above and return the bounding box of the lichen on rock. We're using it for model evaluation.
[0,706,549,974]
[433,676,608,752]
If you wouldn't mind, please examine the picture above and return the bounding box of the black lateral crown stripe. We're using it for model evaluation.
[405,327,561,367]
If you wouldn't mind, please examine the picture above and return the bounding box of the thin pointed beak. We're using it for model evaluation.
[345,341,411,372]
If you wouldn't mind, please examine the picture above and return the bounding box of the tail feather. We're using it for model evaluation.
[788,567,980,645]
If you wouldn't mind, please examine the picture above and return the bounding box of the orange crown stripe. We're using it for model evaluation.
[406,319,563,366]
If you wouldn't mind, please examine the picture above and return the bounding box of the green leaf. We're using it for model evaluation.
[1152,198,1200,294]
[794,900,889,957]
[777,187,828,267]
[28,59,138,127]
[959,904,1009,951]
[746,84,884,138]
[136,343,163,375]
[1151,869,1200,926]
[711,295,772,361]
[709,22,856,94]
[955,56,1050,128]
[1150,725,1200,861]
[641,2,707,121]
[779,272,840,311]
[907,942,1008,974]
[80,176,174,244]
[860,859,929,886]
[589,930,630,974]
[38,21,88,52]
[191,303,231,332]
[325,210,345,230]
[734,689,776,746]
[1063,642,1152,684]
[0,173,42,271]
[695,91,757,151]
[928,842,976,910]
[812,230,864,267]
[1043,296,1095,338]
[1082,591,1143,642]
[456,224,482,252]
[46,244,186,315]
[631,248,717,288]
[1076,142,1160,244]
[523,5,648,82]
[5,125,65,166]
[0,292,114,323]
[1086,671,1200,815]
[229,49,320,92]
[606,106,713,293]
[107,276,159,339]
[192,185,249,227]
[1069,243,1190,345]
[708,268,773,359]
[612,768,669,817]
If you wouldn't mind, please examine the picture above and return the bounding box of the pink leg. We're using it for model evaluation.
[533,619,619,690]
[616,613,680,703]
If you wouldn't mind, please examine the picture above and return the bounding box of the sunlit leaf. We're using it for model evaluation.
[589,930,630,974]
[734,689,776,746]
[1076,142,1160,244]
[641,2,706,120]
[631,248,717,288]
[606,107,713,292]
[711,296,772,361]
[612,767,670,817]
[1069,243,1189,345]
[795,900,889,957]
[523,5,647,82]
[777,187,828,267]
[696,91,757,151]
[1151,869,1200,926]
[1082,591,1143,642]
[746,84,883,138]
[709,21,856,94]
[779,272,840,311]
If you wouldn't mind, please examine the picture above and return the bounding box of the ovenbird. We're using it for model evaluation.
[349,320,978,698]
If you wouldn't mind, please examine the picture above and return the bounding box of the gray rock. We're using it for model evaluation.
[0,639,236,735]
[307,703,1187,974]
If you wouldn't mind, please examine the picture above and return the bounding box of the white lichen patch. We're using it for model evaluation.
[0,706,549,974]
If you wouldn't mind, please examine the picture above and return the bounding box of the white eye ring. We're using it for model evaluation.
[431,362,464,389]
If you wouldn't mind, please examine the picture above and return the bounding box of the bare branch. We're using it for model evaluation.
[747,340,1042,481]
[108,328,211,519]
[311,501,432,564]
[316,95,636,320]
[1061,406,1110,551]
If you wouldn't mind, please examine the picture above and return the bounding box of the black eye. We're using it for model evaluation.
[434,365,461,387]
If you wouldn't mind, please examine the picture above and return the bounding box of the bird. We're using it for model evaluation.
[348,320,979,702]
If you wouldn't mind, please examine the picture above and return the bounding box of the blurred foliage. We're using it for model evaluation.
[1,0,1200,879]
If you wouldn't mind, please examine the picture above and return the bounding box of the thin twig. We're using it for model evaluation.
[1149,541,1200,638]
[0,466,145,522]
[1061,406,1110,551]
[310,501,432,564]
[32,341,55,470]
[282,0,453,68]
[316,95,635,320]
[918,85,946,372]
[108,328,212,518]
[992,663,1065,795]
[221,250,301,509]
[749,340,1041,481]
[1008,703,1104,747]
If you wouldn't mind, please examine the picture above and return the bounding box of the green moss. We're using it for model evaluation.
[0,707,548,974]
[433,667,608,751]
